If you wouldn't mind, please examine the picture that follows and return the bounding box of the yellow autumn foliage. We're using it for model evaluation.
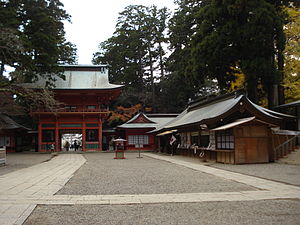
[283,6,300,103]
[228,67,246,92]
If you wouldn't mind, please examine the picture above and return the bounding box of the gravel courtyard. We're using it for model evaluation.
[24,199,300,225]
[2,152,300,225]
[57,152,256,195]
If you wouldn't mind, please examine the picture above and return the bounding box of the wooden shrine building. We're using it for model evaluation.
[118,113,178,151]
[0,114,29,152]
[28,65,123,152]
[153,91,298,164]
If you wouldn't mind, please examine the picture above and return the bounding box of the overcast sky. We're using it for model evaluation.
[61,0,176,64]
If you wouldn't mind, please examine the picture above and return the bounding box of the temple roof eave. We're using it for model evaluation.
[151,93,295,133]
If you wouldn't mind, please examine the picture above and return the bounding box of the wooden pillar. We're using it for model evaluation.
[98,119,102,151]
[55,120,59,152]
[82,122,86,152]
[38,122,42,152]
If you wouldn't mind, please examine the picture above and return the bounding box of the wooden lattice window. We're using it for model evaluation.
[216,129,234,150]
[86,129,98,141]
[128,135,149,145]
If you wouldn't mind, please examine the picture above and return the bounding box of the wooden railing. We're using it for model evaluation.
[272,134,300,160]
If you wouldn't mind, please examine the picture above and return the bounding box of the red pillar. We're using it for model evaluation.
[82,122,86,152]
[98,119,102,151]
[38,122,42,152]
[55,120,59,152]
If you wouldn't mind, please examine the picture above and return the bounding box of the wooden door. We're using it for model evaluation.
[235,138,246,164]
[235,137,268,164]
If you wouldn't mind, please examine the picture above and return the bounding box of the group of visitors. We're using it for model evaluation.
[64,140,80,151]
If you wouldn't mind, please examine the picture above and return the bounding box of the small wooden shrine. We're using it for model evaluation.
[118,113,177,151]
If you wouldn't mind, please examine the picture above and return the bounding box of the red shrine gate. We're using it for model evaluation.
[35,109,106,152]
[30,65,123,152]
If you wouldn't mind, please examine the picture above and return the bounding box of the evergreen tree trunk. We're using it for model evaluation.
[268,84,279,109]
[278,52,285,105]
[268,53,279,109]
[138,49,143,88]
[278,84,285,105]
[148,45,155,111]
[0,62,4,78]
[246,78,258,104]
[159,42,164,77]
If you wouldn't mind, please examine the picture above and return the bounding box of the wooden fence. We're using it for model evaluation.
[271,128,300,160]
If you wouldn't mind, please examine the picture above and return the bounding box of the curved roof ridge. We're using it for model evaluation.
[247,98,294,119]
[188,90,244,111]
[166,95,243,129]
[125,112,156,124]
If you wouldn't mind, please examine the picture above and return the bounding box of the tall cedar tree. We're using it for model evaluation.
[170,0,292,108]
[93,5,169,111]
[163,0,217,112]
[0,0,77,114]
[193,0,287,107]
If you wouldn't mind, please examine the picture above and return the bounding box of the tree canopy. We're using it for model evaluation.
[0,0,77,114]
[0,0,297,126]
[175,0,288,108]
[94,1,299,116]
[93,5,170,111]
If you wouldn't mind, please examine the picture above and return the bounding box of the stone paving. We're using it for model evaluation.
[0,153,52,176]
[0,152,300,225]
[0,154,86,225]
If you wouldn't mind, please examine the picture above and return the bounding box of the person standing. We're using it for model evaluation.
[74,140,79,151]
[64,141,70,151]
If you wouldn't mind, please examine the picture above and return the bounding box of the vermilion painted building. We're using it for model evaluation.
[29,65,123,152]
[118,113,178,151]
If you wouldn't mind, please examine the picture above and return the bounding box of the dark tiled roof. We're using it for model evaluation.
[118,112,177,129]
[151,92,295,133]
[0,114,29,131]
[276,100,300,108]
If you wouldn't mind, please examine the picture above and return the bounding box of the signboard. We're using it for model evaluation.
[0,146,6,166]
[170,135,176,145]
